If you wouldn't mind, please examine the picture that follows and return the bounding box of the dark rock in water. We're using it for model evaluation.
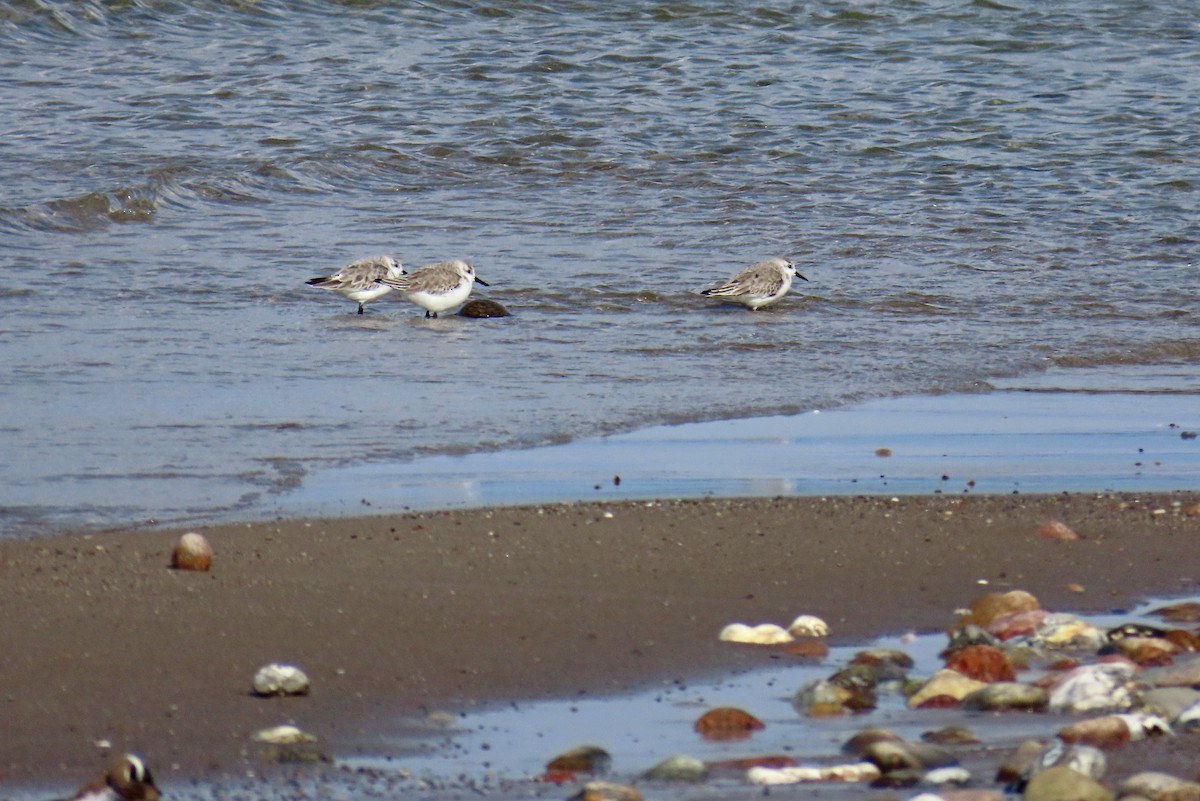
[459,299,511,318]
[546,744,612,776]
[693,706,765,740]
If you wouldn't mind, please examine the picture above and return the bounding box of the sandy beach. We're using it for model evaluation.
[3,491,1198,795]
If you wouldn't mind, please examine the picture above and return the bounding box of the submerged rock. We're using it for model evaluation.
[458,298,511,318]
[693,706,764,740]
[568,781,641,801]
[546,744,612,776]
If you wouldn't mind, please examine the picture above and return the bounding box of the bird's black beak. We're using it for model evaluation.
[475,276,490,287]
[797,273,810,282]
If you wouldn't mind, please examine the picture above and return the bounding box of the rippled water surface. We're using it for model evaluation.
[1,0,1197,534]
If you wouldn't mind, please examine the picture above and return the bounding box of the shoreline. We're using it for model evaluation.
[3,491,1198,793]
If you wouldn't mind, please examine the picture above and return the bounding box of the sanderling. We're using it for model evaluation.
[68,754,160,801]
[701,257,808,310]
[376,259,489,318]
[306,255,405,314]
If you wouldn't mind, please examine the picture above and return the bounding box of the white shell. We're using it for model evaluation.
[787,615,830,637]
[747,762,880,785]
[252,724,317,744]
[253,663,311,696]
[718,622,793,644]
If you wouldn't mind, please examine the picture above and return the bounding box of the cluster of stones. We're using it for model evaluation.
[548,591,1200,800]
[781,590,1200,797]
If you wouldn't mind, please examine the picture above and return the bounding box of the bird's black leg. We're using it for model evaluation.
[357,303,365,315]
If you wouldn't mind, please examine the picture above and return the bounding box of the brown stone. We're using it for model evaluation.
[694,706,765,740]
[171,532,213,571]
[946,644,1016,683]
[1036,520,1082,540]
[546,744,611,776]
[953,590,1041,631]
[458,298,511,318]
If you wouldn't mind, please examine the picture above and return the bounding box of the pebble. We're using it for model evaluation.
[861,739,956,773]
[960,681,1048,712]
[567,781,641,801]
[945,644,1016,682]
[923,766,973,786]
[921,725,980,746]
[642,754,707,783]
[1140,654,1200,688]
[1117,772,1200,801]
[1047,662,1135,713]
[908,669,987,708]
[1024,741,1107,781]
[954,590,1041,631]
[546,744,612,776]
[1035,520,1082,540]
[172,532,213,571]
[1023,765,1114,801]
[1105,635,1179,665]
[252,663,310,697]
[1058,712,1171,749]
[1136,687,1200,722]
[943,623,1001,656]
[1033,613,1106,651]
[843,727,902,756]
[792,678,856,716]
[693,706,764,740]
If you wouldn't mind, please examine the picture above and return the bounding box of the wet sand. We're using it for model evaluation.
[3,491,1199,792]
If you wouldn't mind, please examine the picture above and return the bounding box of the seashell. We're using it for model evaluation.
[746,762,881,785]
[1035,520,1081,540]
[172,532,212,571]
[787,614,829,637]
[718,622,793,644]
[252,663,311,697]
[252,724,317,744]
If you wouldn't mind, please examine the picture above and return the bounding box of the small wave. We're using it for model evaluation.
[1055,339,1200,369]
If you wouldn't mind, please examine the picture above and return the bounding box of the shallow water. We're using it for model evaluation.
[1,0,1198,535]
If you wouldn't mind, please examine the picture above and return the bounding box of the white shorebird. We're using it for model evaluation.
[67,754,160,801]
[306,255,406,314]
[701,257,808,310]
[376,259,489,318]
